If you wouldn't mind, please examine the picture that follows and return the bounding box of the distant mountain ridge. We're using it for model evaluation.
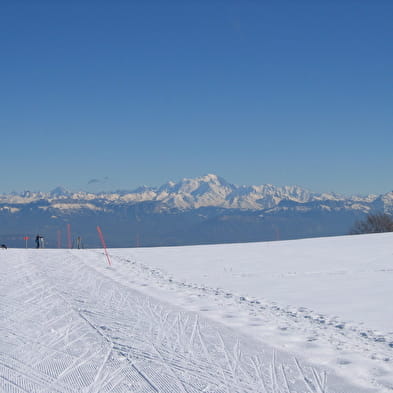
[0,174,391,248]
[0,174,388,212]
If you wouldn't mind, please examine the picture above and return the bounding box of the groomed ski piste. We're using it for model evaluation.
[1,233,392,392]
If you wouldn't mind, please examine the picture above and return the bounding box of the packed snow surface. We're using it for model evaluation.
[1,233,392,392]
[118,233,393,332]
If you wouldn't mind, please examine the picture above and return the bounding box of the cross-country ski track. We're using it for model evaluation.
[0,240,391,392]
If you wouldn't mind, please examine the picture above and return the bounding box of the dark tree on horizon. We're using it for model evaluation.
[350,213,393,234]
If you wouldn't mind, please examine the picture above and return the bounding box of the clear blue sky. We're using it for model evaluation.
[1,1,392,195]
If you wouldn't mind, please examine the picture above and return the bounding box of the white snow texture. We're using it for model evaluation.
[1,233,392,392]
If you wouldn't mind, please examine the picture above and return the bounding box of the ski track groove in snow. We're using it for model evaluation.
[109,251,393,391]
[0,249,385,392]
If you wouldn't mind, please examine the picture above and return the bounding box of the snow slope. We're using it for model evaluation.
[1,234,392,392]
[116,233,393,332]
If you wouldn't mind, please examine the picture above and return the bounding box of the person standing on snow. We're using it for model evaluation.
[35,235,40,248]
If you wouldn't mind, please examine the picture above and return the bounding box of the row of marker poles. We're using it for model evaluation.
[23,225,112,266]
[96,226,112,266]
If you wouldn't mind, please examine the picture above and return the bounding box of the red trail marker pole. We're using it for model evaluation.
[67,224,72,249]
[96,226,112,266]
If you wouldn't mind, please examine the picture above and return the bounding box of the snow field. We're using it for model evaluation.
[108,233,393,391]
[0,233,392,392]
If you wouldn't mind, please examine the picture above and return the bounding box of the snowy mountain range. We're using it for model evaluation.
[0,174,391,248]
[0,174,390,212]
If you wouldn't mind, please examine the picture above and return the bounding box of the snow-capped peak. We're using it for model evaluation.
[50,186,71,197]
[0,174,390,214]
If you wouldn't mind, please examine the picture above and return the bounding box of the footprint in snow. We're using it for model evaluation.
[337,358,352,365]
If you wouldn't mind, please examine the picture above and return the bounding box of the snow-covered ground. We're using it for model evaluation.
[1,233,392,392]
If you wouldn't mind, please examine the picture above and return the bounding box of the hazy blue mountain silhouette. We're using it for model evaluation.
[0,175,391,248]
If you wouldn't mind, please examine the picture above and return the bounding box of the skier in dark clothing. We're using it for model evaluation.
[35,235,40,249]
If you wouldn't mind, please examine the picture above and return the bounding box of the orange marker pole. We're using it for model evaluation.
[96,226,112,266]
